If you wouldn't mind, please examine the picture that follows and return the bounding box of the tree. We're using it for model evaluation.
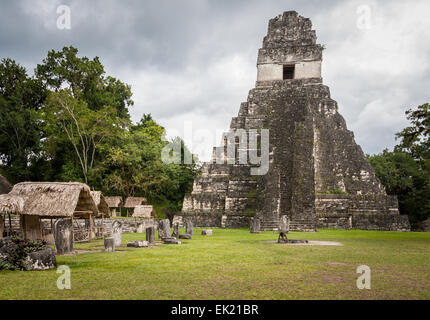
[368,150,430,223]
[0,58,47,182]
[395,103,430,163]
[35,46,133,119]
[368,103,430,224]
[41,90,122,183]
[96,115,199,210]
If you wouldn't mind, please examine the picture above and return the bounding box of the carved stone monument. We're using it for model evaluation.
[146,226,155,244]
[279,215,290,234]
[136,222,145,234]
[172,223,179,238]
[104,237,115,252]
[54,219,73,255]
[250,217,261,234]
[158,219,170,239]
[185,219,194,236]
[112,220,123,247]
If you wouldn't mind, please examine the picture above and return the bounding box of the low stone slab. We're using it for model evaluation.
[162,237,181,245]
[25,247,57,271]
[104,237,115,252]
[179,234,192,240]
[127,240,149,248]
[201,230,213,236]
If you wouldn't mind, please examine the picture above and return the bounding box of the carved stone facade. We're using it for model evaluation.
[180,11,410,232]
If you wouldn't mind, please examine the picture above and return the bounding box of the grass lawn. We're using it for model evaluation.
[0,228,429,300]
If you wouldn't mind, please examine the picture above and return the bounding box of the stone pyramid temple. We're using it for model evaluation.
[178,11,410,232]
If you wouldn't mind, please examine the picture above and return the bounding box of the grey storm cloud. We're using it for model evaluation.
[1,0,429,161]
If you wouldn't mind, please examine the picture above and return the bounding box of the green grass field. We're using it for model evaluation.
[1,228,429,300]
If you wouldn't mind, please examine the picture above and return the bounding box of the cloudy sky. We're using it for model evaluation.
[1,0,429,161]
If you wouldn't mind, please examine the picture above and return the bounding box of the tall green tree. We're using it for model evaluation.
[0,58,47,182]
[34,47,133,183]
[95,115,199,210]
[41,90,122,183]
[369,103,430,224]
[35,46,133,119]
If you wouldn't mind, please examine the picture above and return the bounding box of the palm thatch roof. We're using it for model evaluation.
[90,191,110,217]
[0,194,24,214]
[105,196,123,208]
[0,175,12,195]
[132,205,156,218]
[124,197,147,208]
[9,182,98,218]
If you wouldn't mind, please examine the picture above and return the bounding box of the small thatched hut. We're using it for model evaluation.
[132,205,156,219]
[124,197,147,216]
[9,182,98,241]
[90,191,109,218]
[105,196,123,217]
[0,174,12,195]
[0,194,24,238]
[124,197,147,208]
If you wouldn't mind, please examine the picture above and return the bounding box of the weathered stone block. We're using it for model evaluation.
[136,223,145,234]
[104,237,115,252]
[172,223,179,238]
[250,218,261,233]
[54,219,73,255]
[25,247,56,270]
[162,237,181,245]
[185,219,194,236]
[127,240,149,248]
[201,229,213,236]
[112,220,123,247]
[179,234,192,240]
[279,215,290,233]
[146,226,155,244]
[158,219,170,239]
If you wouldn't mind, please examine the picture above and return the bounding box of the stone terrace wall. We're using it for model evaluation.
[316,213,410,231]
[173,212,252,229]
[315,194,410,231]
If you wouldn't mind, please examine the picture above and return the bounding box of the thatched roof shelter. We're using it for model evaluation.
[124,197,147,208]
[132,205,156,218]
[0,175,12,195]
[0,194,24,214]
[105,196,123,208]
[90,191,110,217]
[9,182,98,218]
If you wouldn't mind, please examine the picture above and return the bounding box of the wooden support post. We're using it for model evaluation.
[89,214,95,240]
[0,214,4,239]
[101,213,105,238]
[21,215,42,241]
[8,213,12,237]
